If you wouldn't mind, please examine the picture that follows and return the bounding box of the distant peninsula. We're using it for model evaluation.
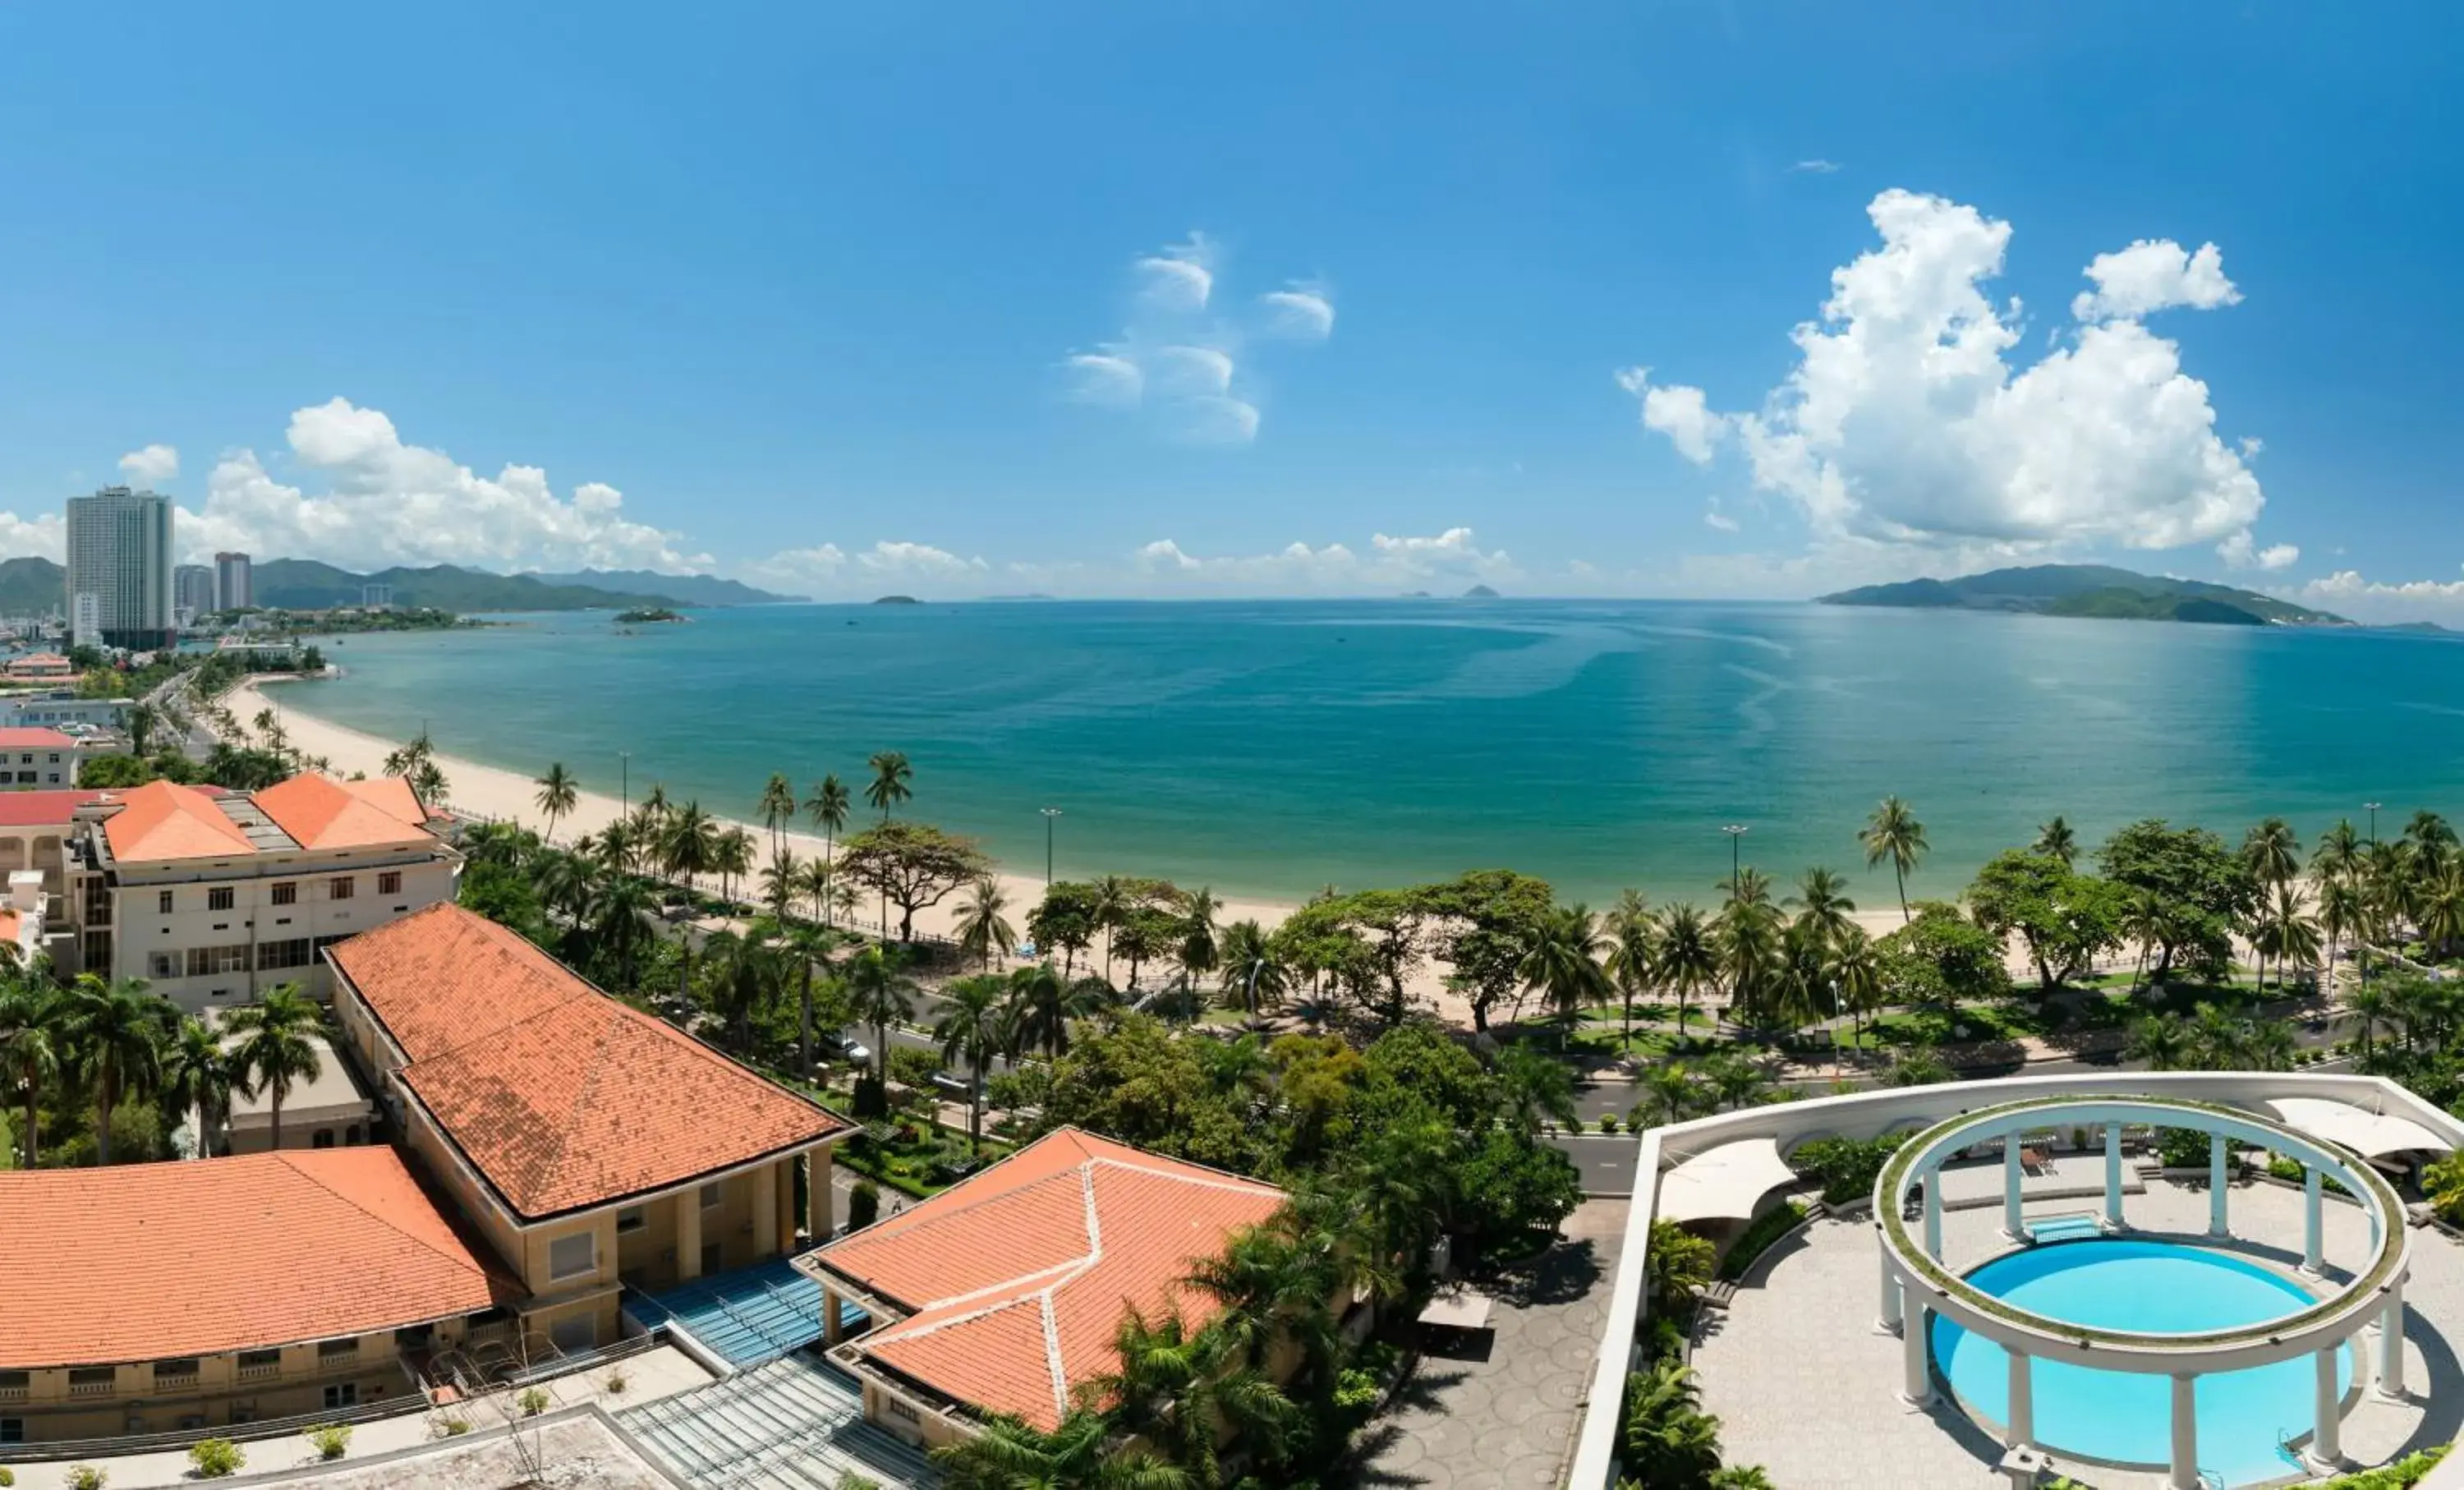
[872,595,921,605]
[1816,563,2349,628]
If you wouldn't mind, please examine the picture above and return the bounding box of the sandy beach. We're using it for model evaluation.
[228,675,1928,1028]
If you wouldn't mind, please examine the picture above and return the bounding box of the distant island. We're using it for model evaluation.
[615,606,687,624]
[2385,620,2455,635]
[872,595,921,605]
[1817,563,2349,628]
[1462,585,1501,600]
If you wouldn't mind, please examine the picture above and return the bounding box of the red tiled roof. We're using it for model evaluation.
[0,788,107,827]
[255,774,431,851]
[329,904,845,1220]
[811,1129,1285,1429]
[0,1148,518,1369]
[101,779,258,862]
[0,727,77,749]
[340,775,430,825]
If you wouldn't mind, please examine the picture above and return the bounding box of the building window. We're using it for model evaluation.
[317,1338,358,1360]
[153,1358,200,1382]
[378,871,402,895]
[46,753,57,764]
[207,886,234,911]
[700,1180,724,1209]
[0,1418,20,1445]
[45,774,57,784]
[11,772,29,784]
[547,1232,595,1281]
[237,1350,281,1369]
[185,945,248,977]
[345,1123,364,1144]
[158,890,174,913]
[323,1383,357,1410]
[147,951,180,979]
[67,1367,114,1387]
[394,1323,434,1349]
[886,1397,922,1423]
[271,881,297,906]
[329,876,356,901]
[312,1129,335,1148]
[258,937,313,970]
[616,1206,647,1235]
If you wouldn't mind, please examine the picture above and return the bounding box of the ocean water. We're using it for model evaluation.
[277,599,2464,908]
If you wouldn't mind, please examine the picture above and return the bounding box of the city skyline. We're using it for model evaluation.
[2,6,2460,620]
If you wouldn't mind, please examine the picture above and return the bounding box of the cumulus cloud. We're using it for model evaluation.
[176,397,707,573]
[1258,282,1335,340]
[1790,159,1841,174]
[2218,530,2299,571]
[1060,352,1142,407]
[1621,188,2273,560]
[2283,568,2464,625]
[118,444,178,484]
[859,540,987,574]
[0,512,65,562]
[2072,239,2241,321]
[1102,527,1517,596]
[747,540,988,596]
[1133,234,1216,311]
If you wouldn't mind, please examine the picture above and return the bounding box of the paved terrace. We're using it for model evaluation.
[1694,1176,2464,1489]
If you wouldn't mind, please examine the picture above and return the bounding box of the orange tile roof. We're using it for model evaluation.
[329,904,844,1220]
[340,774,430,825]
[811,1129,1285,1429]
[0,1148,517,1369]
[100,779,258,862]
[255,773,433,851]
[0,727,77,749]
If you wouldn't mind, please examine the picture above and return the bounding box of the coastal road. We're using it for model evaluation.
[1551,1133,1641,1196]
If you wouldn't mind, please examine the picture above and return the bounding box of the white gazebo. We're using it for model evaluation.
[1657,1137,1798,1226]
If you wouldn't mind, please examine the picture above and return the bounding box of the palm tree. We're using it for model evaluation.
[1787,867,1857,951]
[640,782,672,823]
[780,920,840,1077]
[2034,816,2077,867]
[1714,898,1782,1027]
[955,878,1017,971]
[931,1407,1181,1490]
[0,977,62,1166]
[933,974,1006,1152]
[1091,875,1133,985]
[660,800,720,889]
[2346,982,2391,1062]
[2313,818,2365,887]
[533,762,579,843]
[2273,885,2324,994]
[2124,1012,2192,1071]
[160,1015,236,1157]
[1519,903,1612,1040]
[2319,877,2362,997]
[1603,889,1657,1056]
[1177,887,1221,999]
[62,974,166,1166]
[1704,1053,1771,1111]
[128,700,160,756]
[841,945,916,1081]
[1860,796,1928,922]
[2243,816,2302,894]
[589,872,658,994]
[225,986,324,1153]
[806,773,851,869]
[1653,904,1720,1049]
[2190,1002,2250,1071]
[1621,1359,1723,1488]
[1828,925,1884,1047]
[1216,918,1287,1017]
[796,856,836,927]
[865,751,913,821]
[1632,1062,1703,1129]
[760,849,803,924]
[1002,961,1098,1060]
[1091,1305,1294,1484]
[757,772,798,858]
[1182,1215,1343,1378]
[1494,1045,1580,1134]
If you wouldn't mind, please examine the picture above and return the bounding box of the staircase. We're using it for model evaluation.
[619,1352,940,1488]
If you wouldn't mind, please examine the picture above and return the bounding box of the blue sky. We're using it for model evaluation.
[2,2,2459,615]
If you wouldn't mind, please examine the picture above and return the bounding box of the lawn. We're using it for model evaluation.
[837,1116,1014,1199]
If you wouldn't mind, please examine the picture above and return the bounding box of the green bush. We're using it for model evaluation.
[1599,1113,1620,1134]
[834,1474,886,1490]
[306,1423,352,1461]
[431,1416,471,1438]
[517,1386,550,1417]
[2,1468,17,1487]
[66,1467,106,1490]
[1716,1201,1809,1283]
[1788,1134,1906,1204]
[888,1046,941,1089]
[2307,1444,2450,1488]
[186,1440,244,1479]
[848,1179,881,1230]
[2155,1126,2209,1169]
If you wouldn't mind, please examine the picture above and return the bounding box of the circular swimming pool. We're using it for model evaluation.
[1933,1238,2351,1487]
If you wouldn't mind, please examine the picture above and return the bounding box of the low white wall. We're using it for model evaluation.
[1562,1071,2464,1490]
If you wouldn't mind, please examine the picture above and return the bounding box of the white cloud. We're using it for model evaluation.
[2283,568,2464,625]
[1176,395,1262,446]
[118,444,178,484]
[1101,527,1516,596]
[857,540,987,575]
[1702,499,1740,534]
[1152,345,1236,398]
[177,397,707,573]
[1133,233,1216,311]
[0,512,65,562]
[1060,351,1142,407]
[1623,189,2266,559]
[2071,239,2241,321]
[1258,282,1335,340]
[1136,539,1201,572]
[1790,159,1841,174]
[2218,530,2298,571]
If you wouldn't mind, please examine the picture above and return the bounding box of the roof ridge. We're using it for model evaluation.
[1085,1155,1282,1197]
[272,1151,488,1282]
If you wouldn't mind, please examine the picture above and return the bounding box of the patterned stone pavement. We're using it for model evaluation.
[1694,1173,2464,1488]
[1354,1199,1625,1490]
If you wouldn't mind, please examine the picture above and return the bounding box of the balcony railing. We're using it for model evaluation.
[237,1362,282,1383]
[0,1383,26,1403]
[67,1378,115,1400]
[316,1345,360,1368]
[151,1372,200,1394]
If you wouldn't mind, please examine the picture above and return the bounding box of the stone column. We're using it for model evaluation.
[1923,1170,1942,1260]
[2006,1350,2034,1449]
[822,1285,846,1345]
[677,1189,704,1281]
[2208,1133,2229,1237]
[2168,1373,2199,1490]
[1877,1249,1904,1335]
[2309,1345,2342,1468]
[2104,1122,2125,1228]
[2304,1167,2324,1273]
[1899,1280,1931,1405]
[2379,1281,2407,1399]
[752,1161,779,1259]
[807,1147,834,1242]
[2003,1141,2025,1239]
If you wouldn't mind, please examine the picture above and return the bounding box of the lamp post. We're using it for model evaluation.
[619,752,631,817]
[1040,807,1064,886]
[2363,801,2383,989]
[1721,823,1750,895]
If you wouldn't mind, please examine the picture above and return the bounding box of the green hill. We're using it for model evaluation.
[255,561,675,612]
[0,557,64,616]
[1818,563,2347,628]
[528,568,804,605]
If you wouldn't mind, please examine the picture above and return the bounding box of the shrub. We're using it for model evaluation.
[834,1474,886,1490]
[887,1045,941,1089]
[2155,1126,2209,1169]
[306,1423,352,1461]
[1716,1201,1809,1283]
[2,1469,17,1488]
[848,1179,881,1230]
[1788,1134,1907,1204]
[1599,1113,1620,1134]
[603,1366,630,1395]
[187,1440,245,1479]
[517,1386,550,1417]
[431,1416,471,1438]
[66,1468,106,1490]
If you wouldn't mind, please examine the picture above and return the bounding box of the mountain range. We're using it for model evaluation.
[0,558,802,615]
[1816,564,2350,628]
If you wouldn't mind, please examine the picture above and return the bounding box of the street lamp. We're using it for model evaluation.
[619,752,632,817]
[1040,807,1064,886]
[2365,801,2382,849]
[2362,801,2384,990]
[1721,823,1750,894]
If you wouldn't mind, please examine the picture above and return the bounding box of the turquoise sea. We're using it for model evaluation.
[278,600,2464,909]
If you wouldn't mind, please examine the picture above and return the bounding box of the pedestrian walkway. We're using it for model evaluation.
[618,1352,940,1488]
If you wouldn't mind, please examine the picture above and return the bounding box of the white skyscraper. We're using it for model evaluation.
[173,563,218,627]
[64,486,174,650]
[214,551,254,611]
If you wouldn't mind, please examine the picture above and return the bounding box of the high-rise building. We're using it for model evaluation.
[173,564,217,627]
[214,551,254,612]
[64,487,174,650]
[361,582,393,609]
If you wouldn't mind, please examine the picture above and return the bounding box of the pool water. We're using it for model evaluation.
[1933,1239,2351,1488]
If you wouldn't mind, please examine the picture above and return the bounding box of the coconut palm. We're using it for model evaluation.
[865,751,913,821]
[588,872,658,993]
[2124,1012,2193,1072]
[1216,918,1287,1017]
[1002,961,1100,1060]
[795,856,836,927]
[62,974,166,1166]
[2313,819,2365,886]
[639,783,672,823]
[1715,898,1783,1027]
[2273,886,2323,993]
[1603,889,1657,1056]
[1090,1305,1294,1484]
[780,921,841,1077]
[1091,875,1133,984]
[1787,867,1858,952]
[160,1015,237,1157]
[1493,1045,1580,1134]
[955,878,1017,972]
[757,772,798,858]
[533,762,579,843]
[1181,1214,1343,1378]
[1860,796,1928,923]
[2346,982,2391,1061]
[1632,1061,1705,1129]
[760,849,803,924]
[2034,816,2078,867]
[1519,902,1612,1039]
[1177,886,1221,998]
[0,977,63,1166]
[2424,861,2464,962]
[2245,1019,2298,1073]
[2242,816,2302,894]
[1620,1359,1723,1488]
[1652,903,1720,1049]
[128,700,160,756]
[660,801,720,888]
[2319,876,2362,996]
[1827,924,1884,1046]
[933,974,1006,1152]
[714,825,757,908]
[224,986,324,1153]
[2190,1002,2251,1070]
[805,773,851,867]
[841,945,917,1081]
[931,1407,1186,1490]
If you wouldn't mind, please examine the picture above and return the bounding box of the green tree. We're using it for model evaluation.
[0,977,63,1166]
[161,1015,237,1157]
[1419,868,1558,1032]
[1875,904,2010,1016]
[533,762,579,842]
[932,1409,1181,1490]
[225,986,324,1153]
[758,771,798,858]
[2124,1012,2192,1071]
[806,773,851,869]
[841,945,917,1081]
[1519,902,1612,1039]
[1603,889,1657,1056]
[865,750,913,821]
[1620,1359,1724,1489]
[715,825,757,908]
[1027,881,1103,980]
[1091,1305,1295,1484]
[2097,820,2259,983]
[1001,961,1101,1060]
[934,974,1006,1152]
[1652,904,1720,1049]
[62,974,168,1166]
[1787,868,1857,953]
[956,877,1018,971]
[839,821,991,942]
[2034,815,2077,867]
[1859,796,1928,923]
[1492,1045,1579,1134]
[1644,1219,1716,1314]
[2241,816,2302,894]
[1216,918,1287,1016]
[1964,850,2124,992]
[1176,886,1221,1000]
[761,848,804,924]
